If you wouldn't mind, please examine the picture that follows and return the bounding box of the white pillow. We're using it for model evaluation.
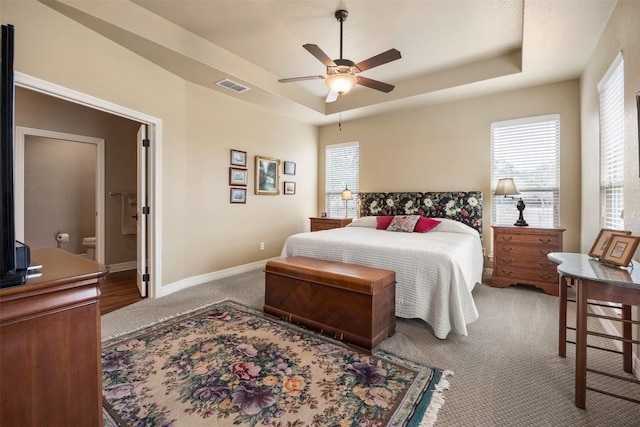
[347,216,377,228]
[433,218,479,237]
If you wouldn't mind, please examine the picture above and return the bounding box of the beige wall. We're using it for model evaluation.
[580,0,640,254]
[15,87,139,265]
[579,0,640,362]
[318,80,582,258]
[2,1,318,286]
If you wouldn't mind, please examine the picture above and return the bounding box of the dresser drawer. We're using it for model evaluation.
[310,217,352,232]
[494,231,561,246]
[494,254,557,270]
[494,243,559,258]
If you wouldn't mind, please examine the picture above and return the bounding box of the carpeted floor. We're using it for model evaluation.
[102,269,640,426]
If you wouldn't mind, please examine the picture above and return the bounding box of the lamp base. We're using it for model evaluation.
[514,198,528,226]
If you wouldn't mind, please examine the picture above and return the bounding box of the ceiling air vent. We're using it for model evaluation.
[216,78,250,93]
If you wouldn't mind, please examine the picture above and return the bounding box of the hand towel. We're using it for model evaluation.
[121,192,137,235]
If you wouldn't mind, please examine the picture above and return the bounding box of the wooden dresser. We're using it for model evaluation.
[310,217,352,231]
[0,248,108,427]
[491,225,565,296]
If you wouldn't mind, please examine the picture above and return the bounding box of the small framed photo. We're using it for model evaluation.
[588,228,632,258]
[284,161,296,175]
[230,187,246,204]
[283,181,296,195]
[255,155,280,195]
[600,234,640,267]
[229,167,248,186]
[230,149,247,167]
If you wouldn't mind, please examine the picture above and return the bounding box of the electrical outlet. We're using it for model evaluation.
[260,242,265,251]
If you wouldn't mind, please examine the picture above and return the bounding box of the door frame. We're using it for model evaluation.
[15,72,163,298]
[14,127,105,263]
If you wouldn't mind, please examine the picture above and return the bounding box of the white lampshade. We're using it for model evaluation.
[341,187,353,201]
[494,178,520,196]
[325,73,357,95]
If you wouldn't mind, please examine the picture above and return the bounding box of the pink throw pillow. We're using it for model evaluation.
[414,216,441,233]
[376,216,394,230]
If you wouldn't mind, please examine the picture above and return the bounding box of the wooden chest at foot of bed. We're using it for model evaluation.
[264,256,396,352]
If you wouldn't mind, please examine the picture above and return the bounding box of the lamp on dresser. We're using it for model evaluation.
[341,186,353,218]
[494,178,528,226]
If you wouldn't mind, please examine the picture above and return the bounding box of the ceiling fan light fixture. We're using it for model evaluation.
[325,73,357,95]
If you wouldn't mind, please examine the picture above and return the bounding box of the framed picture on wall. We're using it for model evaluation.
[230,187,247,204]
[230,149,247,167]
[284,161,296,175]
[229,167,248,186]
[283,181,296,195]
[255,155,280,195]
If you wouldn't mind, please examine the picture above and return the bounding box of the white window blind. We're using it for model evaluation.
[598,55,624,230]
[491,115,560,227]
[326,142,359,218]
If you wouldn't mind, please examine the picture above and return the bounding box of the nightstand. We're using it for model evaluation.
[309,217,352,232]
[490,225,565,296]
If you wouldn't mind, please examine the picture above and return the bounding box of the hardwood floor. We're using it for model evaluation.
[99,269,144,315]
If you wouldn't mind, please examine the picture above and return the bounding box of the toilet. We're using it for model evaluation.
[82,237,96,260]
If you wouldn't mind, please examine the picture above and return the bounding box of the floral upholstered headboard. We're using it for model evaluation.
[358,191,483,238]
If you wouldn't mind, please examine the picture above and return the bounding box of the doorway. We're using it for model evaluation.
[15,128,105,263]
[14,72,162,298]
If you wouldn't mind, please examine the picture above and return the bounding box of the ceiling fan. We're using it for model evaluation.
[278,9,401,103]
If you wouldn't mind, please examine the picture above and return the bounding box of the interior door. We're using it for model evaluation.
[136,124,148,297]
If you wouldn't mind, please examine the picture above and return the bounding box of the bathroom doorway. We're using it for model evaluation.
[15,128,105,263]
[13,74,161,298]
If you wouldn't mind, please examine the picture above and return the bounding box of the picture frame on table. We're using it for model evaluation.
[284,161,296,175]
[600,234,640,267]
[229,167,248,186]
[588,228,631,259]
[283,181,296,195]
[230,149,247,167]
[255,155,280,195]
[230,187,247,204]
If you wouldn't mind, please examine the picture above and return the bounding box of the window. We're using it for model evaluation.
[326,142,359,218]
[598,55,624,230]
[491,115,560,227]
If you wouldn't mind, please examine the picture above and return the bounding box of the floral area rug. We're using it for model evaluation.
[102,300,452,427]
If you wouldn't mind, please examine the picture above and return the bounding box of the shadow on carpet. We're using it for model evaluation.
[102,300,452,426]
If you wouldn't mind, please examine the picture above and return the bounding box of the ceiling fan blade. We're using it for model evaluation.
[278,75,325,83]
[326,90,338,103]
[355,48,401,71]
[357,76,395,93]
[303,44,336,67]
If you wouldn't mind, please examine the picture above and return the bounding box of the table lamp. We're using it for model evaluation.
[494,178,528,226]
[341,186,353,218]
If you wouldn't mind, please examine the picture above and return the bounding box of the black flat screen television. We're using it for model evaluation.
[1,24,30,287]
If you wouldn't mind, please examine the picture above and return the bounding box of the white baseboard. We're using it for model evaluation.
[107,261,137,272]
[158,257,279,298]
[591,304,640,381]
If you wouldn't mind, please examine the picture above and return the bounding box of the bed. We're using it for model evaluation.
[280,191,483,339]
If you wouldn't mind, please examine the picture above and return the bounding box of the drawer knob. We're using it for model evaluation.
[501,258,513,264]
[501,269,514,276]
[539,238,553,244]
[501,235,513,241]
[539,249,550,255]
[538,261,553,268]
[539,273,553,280]
[502,247,514,253]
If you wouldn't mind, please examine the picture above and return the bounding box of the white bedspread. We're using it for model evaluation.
[280,220,483,339]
